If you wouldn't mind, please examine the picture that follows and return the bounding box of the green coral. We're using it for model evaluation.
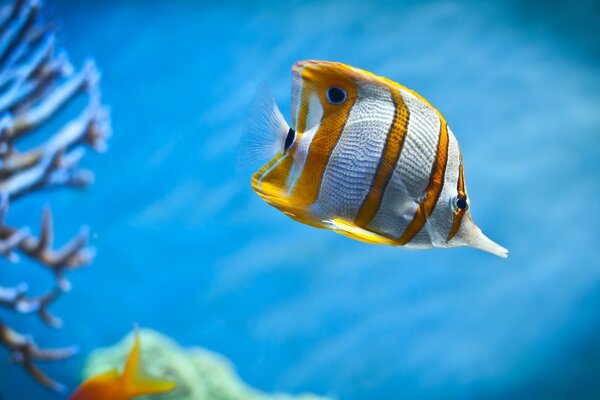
[83,329,332,400]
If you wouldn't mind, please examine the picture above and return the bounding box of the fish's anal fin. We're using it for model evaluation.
[326,218,396,245]
[121,326,176,398]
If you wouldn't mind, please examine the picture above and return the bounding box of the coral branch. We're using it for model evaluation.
[0,96,110,199]
[0,0,110,392]
[0,284,62,326]
[0,320,78,392]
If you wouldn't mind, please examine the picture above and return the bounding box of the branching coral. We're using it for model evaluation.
[0,0,110,392]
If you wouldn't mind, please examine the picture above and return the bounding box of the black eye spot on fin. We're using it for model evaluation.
[284,127,295,151]
[326,87,347,104]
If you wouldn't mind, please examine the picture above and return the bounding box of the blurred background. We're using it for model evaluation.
[1,0,600,398]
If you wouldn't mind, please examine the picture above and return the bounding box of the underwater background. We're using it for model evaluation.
[1,0,600,398]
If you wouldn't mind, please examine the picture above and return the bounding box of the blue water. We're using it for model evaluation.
[1,0,600,399]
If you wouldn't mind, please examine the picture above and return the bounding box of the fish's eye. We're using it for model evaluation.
[452,195,468,211]
[284,127,295,151]
[326,87,347,104]
[456,195,469,210]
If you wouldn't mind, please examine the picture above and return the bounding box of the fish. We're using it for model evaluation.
[239,60,508,258]
[70,327,176,400]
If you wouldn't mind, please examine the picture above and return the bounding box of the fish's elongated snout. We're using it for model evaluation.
[471,230,508,258]
[451,213,508,258]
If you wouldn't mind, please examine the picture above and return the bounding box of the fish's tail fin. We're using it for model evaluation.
[122,326,176,398]
[237,82,291,170]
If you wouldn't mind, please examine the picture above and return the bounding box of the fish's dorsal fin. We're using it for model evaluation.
[237,82,290,170]
[121,326,176,398]
[326,218,396,246]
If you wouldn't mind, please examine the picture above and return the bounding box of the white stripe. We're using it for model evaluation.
[395,89,441,198]
[305,91,324,130]
[367,89,441,240]
[287,93,323,194]
[411,127,459,248]
[315,83,395,220]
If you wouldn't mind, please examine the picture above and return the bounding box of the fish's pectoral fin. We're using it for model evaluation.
[121,325,176,397]
[325,218,396,245]
[237,81,291,170]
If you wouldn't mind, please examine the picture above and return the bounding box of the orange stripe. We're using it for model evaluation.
[355,88,410,227]
[289,100,356,207]
[447,152,465,241]
[293,68,310,137]
[396,119,450,245]
[288,66,358,208]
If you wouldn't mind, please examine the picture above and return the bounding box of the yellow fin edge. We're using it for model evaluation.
[327,218,396,246]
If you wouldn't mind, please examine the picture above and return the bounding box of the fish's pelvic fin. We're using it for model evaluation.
[121,327,176,398]
[237,82,290,169]
[326,218,396,245]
